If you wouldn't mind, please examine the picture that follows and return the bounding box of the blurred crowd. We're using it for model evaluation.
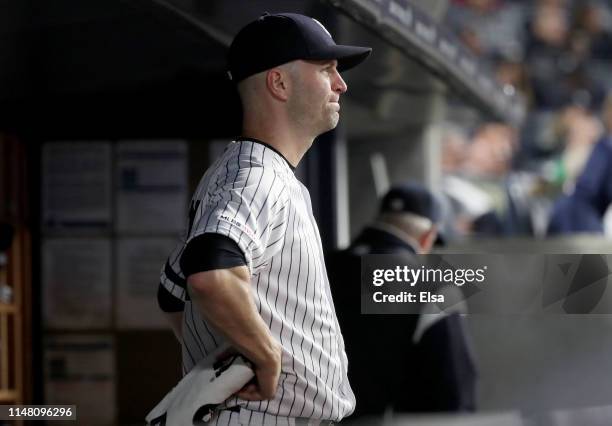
[440,0,612,240]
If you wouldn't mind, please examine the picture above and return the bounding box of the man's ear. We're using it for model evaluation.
[266,68,290,101]
[419,226,438,253]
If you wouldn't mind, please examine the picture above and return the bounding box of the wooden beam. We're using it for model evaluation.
[0,389,17,401]
[0,304,15,314]
[0,313,8,390]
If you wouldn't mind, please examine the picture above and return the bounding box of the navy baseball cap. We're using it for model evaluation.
[380,182,442,223]
[228,12,372,83]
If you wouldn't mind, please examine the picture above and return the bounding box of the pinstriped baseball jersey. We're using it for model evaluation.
[159,138,356,421]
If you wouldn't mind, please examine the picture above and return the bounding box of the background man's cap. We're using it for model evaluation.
[228,12,372,83]
[380,182,442,223]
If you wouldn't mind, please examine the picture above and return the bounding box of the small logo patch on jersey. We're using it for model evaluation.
[312,18,333,40]
[217,213,256,240]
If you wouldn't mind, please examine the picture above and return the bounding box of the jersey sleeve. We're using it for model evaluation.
[187,159,289,274]
[179,233,247,277]
[157,284,185,312]
[158,238,188,312]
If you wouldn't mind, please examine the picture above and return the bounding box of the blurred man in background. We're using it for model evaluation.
[548,91,612,234]
[327,182,477,418]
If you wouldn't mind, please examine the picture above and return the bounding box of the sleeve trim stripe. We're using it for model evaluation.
[160,277,186,301]
[164,261,186,288]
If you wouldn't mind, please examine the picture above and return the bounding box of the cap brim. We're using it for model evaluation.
[311,44,372,72]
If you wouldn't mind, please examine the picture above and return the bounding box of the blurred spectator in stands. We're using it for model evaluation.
[441,124,469,174]
[570,1,612,61]
[466,124,520,234]
[548,92,612,234]
[568,1,612,95]
[439,126,491,239]
[556,104,603,191]
[447,0,527,63]
[515,86,603,172]
[440,123,519,238]
[492,51,533,105]
[525,0,577,109]
[465,123,517,178]
[444,0,612,236]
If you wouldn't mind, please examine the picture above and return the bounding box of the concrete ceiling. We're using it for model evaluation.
[0,0,500,140]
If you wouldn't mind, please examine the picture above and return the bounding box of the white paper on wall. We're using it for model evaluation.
[43,238,112,329]
[42,142,112,231]
[44,334,116,426]
[116,237,177,329]
[115,140,187,234]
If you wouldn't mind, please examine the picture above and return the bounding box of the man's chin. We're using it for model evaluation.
[328,114,340,130]
[313,115,340,137]
[320,123,338,136]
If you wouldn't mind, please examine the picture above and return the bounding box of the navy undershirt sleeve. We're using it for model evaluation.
[179,233,247,277]
[158,234,246,313]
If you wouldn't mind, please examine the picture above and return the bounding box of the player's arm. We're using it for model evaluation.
[187,265,281,401]
[182,166,287,400]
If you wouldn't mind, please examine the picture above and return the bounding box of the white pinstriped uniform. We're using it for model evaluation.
[160,139,355,424]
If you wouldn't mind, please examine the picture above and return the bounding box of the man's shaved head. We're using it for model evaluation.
[236,62,298,109]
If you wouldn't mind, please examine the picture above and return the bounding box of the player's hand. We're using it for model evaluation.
[236,342,282,401]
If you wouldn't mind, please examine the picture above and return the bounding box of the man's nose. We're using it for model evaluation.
[333,70,348,94]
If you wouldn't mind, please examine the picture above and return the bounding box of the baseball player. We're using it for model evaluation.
[156,12,371,425]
